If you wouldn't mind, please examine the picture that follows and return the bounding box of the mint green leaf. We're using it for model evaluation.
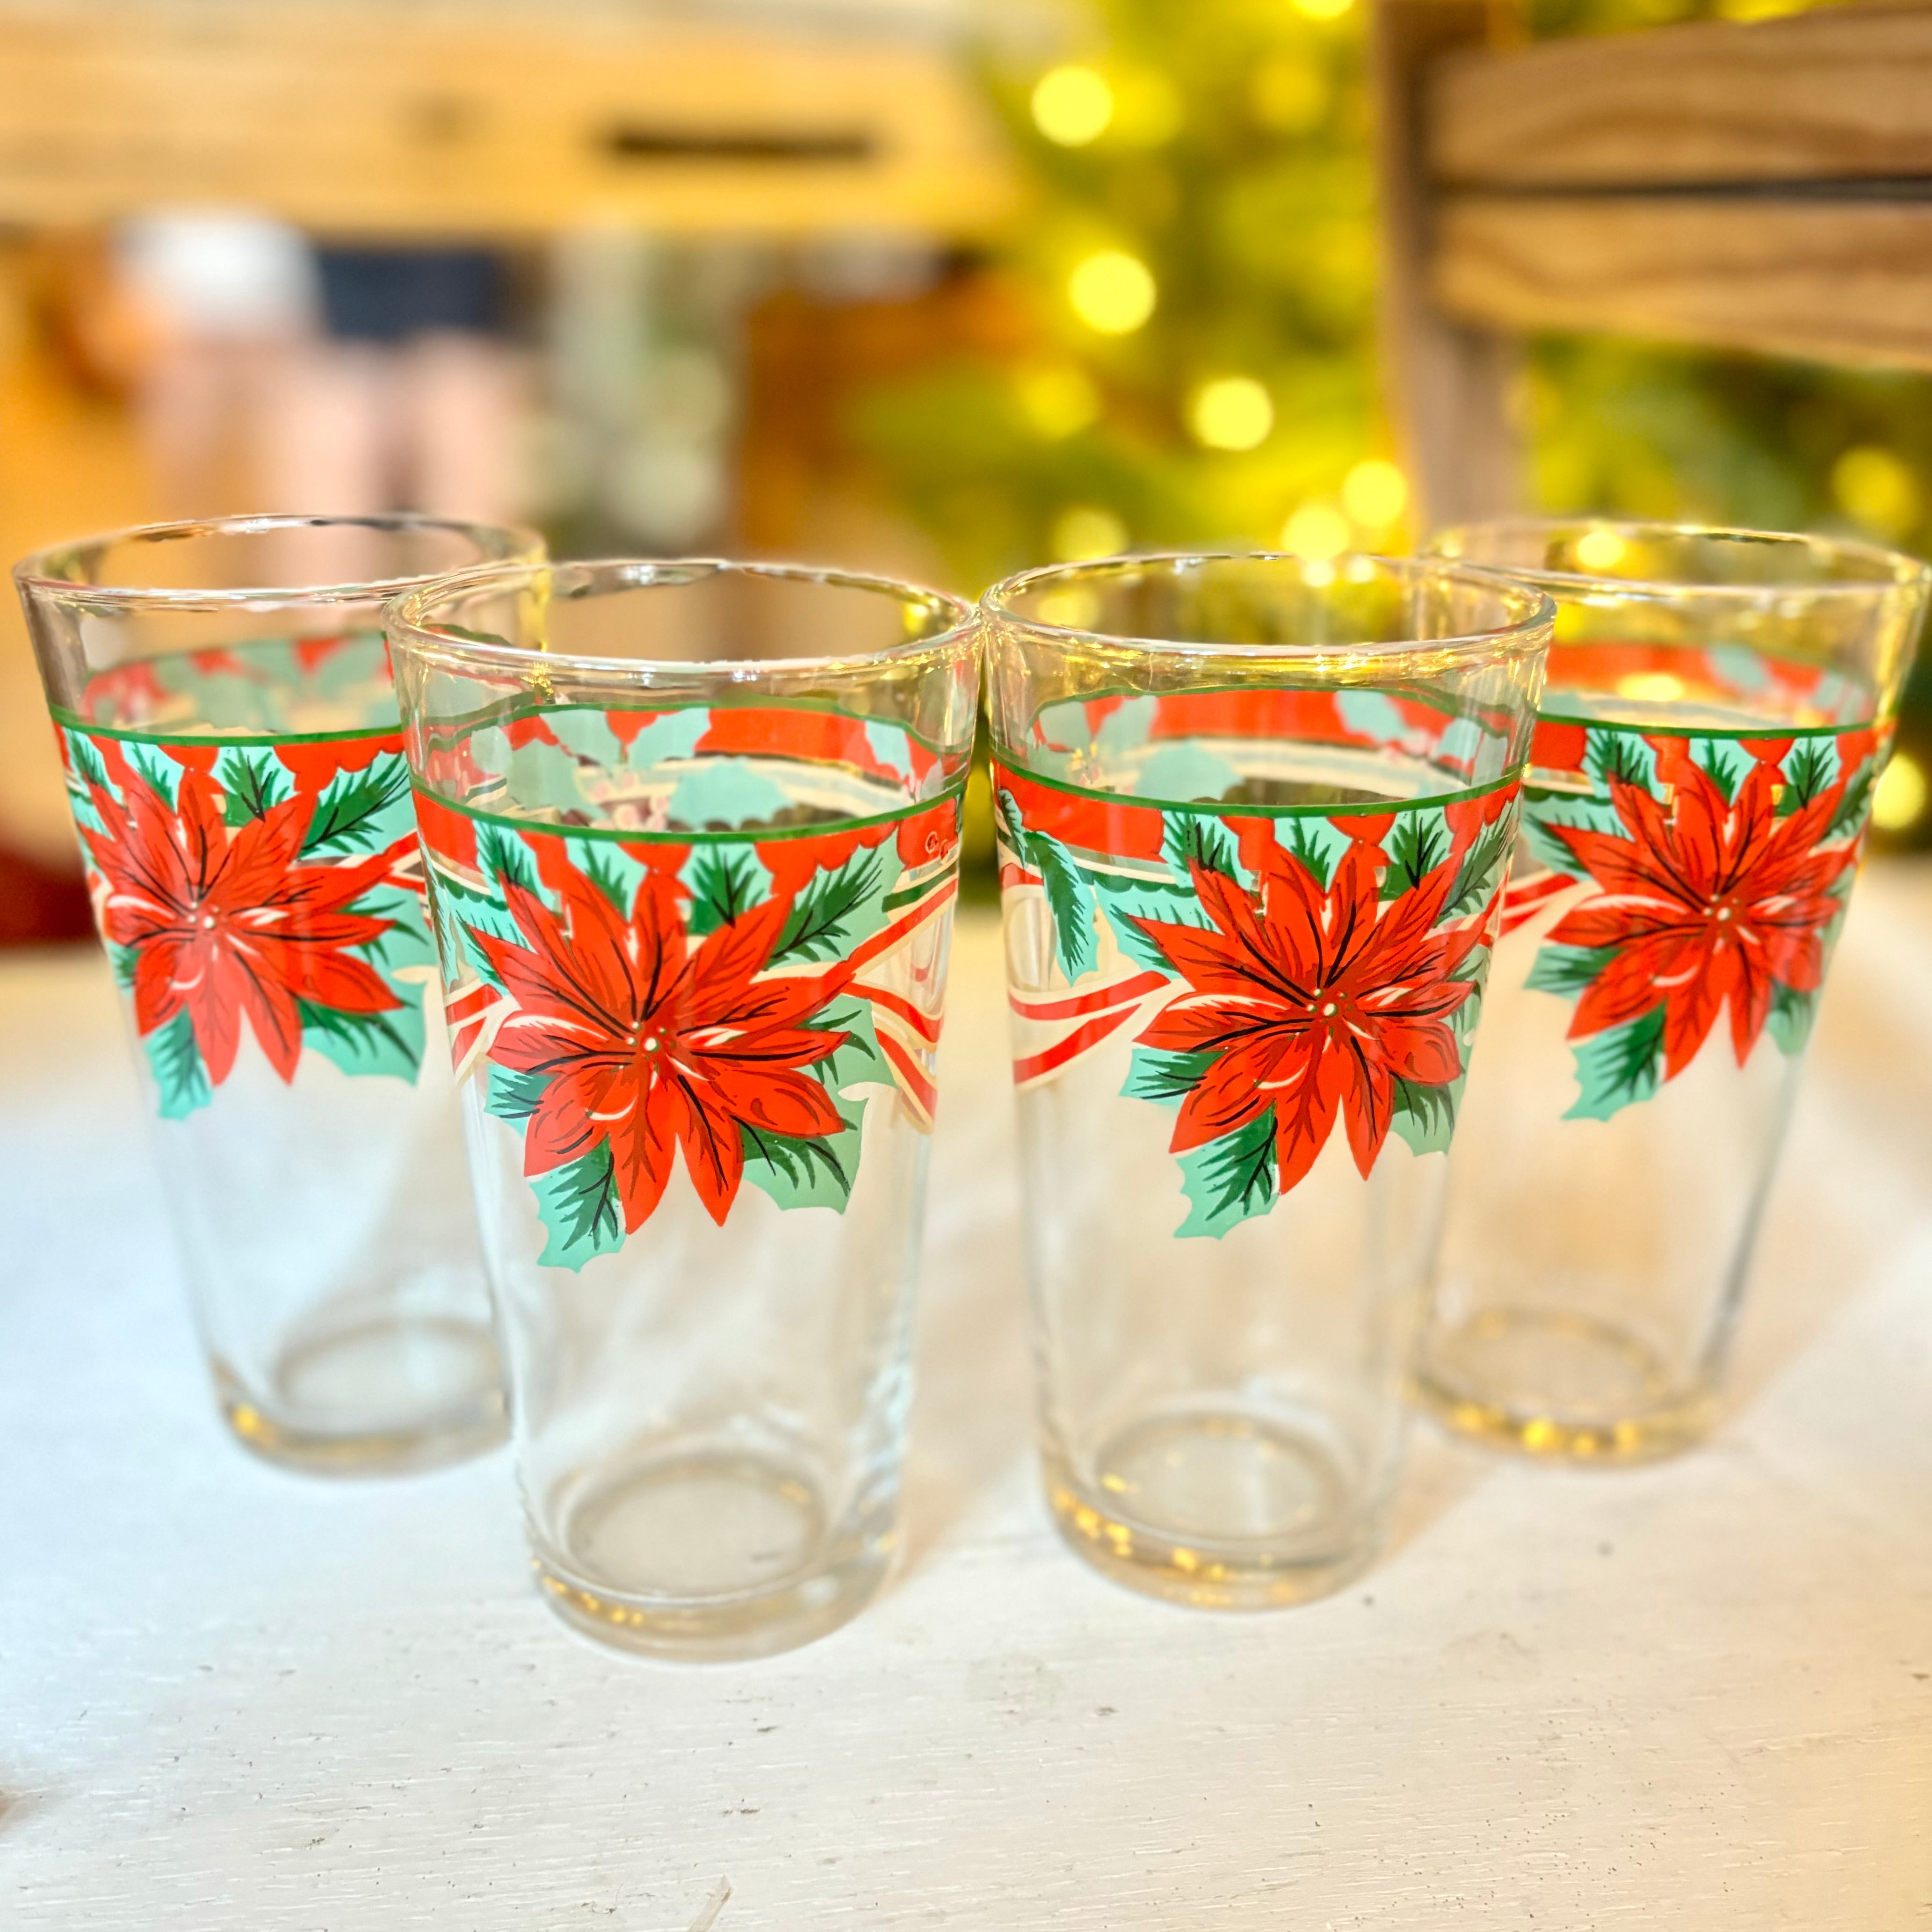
[1383,808,1450,899]
[774,845,890,963]
[532,1144,624,1270]
[1779,738,1835,814]
[1764,978,1818,1058]
[144,1007,211,1120]
[297,997,425,1082]
[1161,808,1241,884]
[301,757,410,854]
[216,746,293,825]
[1176,1108,1277,1238]
[1566,1006,1666,1122]
[1525,941,1617,1000]
[739,1111,862,1212]
[1389,1074,1459,1158]
[1032,831,1099,984]
[685,842,771,938]
[1122,1045,1212,1109]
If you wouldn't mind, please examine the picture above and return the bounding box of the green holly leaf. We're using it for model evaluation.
[477,822,540,897]
[301,757,411,854]
[1525,941,1617,1000]
[1383,808,1450,899]
[297,997,425,1082]
[1389,1074,1460,1158]
[1445,809,1516,917]
[1278,816,1338,890]
[1032,831,1099,984]
[216,746,293,825]
[65,729,110,795]
[1175,1108,1277,1239]
[773,844,890,963]
[1779,738,1835,815]
[685,843,771,938]
[1161,808,1241,884]
[1589,727,1651,793]
[532,1143,624,1270]
[1764,977,1819,1058]
[1566,1006,1666,1122]
[1092,873,1205,975]
[738,1110,863,1212]
[484,1064,548,1124]
[1122,1044,1213,1108]
[1829,756,1878,839]
[143,1007,211,1120]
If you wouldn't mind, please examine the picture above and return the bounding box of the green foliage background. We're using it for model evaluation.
[852,0,1932,594]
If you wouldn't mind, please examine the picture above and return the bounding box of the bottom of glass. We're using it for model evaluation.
[1044,1405,1388,1610]
[213,1313,507,1476]
[529,1447,894,1662]
[1417,1306,1713,1463]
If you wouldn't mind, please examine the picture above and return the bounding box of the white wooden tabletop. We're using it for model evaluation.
[5,880,1931,1930]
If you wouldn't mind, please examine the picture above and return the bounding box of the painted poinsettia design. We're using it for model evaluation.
[84,766,402,1085]
[1545,753,1858,1080]
[1518,726,1878,1118]
[474,868,853,1232]
[994,759,1518,1236]
[1132,839,1494,1196]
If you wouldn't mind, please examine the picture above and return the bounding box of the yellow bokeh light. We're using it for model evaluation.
[1189,376,1274,452]
[1574,527,1627,572]
[1110,70,1183,147]
[1616,672,1687,706]
[1051,504,1129,562]
[1294,0,1354,20]
[1873,750,1928,832]
[1031,65,1114,147]
[1038,586,1103,630]
[1017,364,1100,439]
[1282,502,1350,561]
[1341,459,1407,528]
[1832,445,1920,540]
[1251,55,1327,134]
[1068,251,1156,334]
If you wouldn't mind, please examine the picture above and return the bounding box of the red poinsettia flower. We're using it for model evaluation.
[477,871,848,1230]
[86,769,400,1084]
[1133,842,1490,1194]
[1546,754,1858,1077]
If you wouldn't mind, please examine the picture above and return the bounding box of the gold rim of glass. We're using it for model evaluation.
[385,556,979,681]
[981,550,1556,670]
[1423,517,1930,604]
[14,512,543,612]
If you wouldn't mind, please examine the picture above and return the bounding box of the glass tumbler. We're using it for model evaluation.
[984,553,1551,1607]
[386,559,979,1659]
[15,514,540,1472]
[1415,521,1929,1462]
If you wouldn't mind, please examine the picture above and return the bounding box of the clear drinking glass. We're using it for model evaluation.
[984,553,1552,1606]
[15,514,540,1471]
[386,558,979,1659]
[1415,521,1929,1461]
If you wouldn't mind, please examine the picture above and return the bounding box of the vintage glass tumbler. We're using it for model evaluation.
[387,559,979,1659]
[15,514,539,1471]
[1416,521,1929,1461]
[984,553,1552,1606]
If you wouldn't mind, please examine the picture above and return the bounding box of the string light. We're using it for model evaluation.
[1189,377,1274,451]
[1068,252,1156,334]
[1031,66,1114,147]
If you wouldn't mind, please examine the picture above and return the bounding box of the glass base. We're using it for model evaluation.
[1044,1406,1386,1610]
[530,1447,893,1662]
[213,1314,506,1476]
[1417,1307,1713,1463]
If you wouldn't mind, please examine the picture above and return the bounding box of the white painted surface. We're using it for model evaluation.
[4,883,1931,1929]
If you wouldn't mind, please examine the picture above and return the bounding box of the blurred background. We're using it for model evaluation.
[4,0,1930,942]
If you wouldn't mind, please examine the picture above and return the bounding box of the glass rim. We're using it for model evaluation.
[384,556,979,680]
[1423,516,1931,602]
[13,512,544,613]
[980,550,1556,666]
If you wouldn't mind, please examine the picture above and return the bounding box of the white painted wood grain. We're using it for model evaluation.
[4,888,1930,1930]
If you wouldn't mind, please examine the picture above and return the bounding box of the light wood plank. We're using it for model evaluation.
[1432,193,1932,369]
[1430,1,1932,189]
[0,1,1019,238]
[1370,0,1521,529]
